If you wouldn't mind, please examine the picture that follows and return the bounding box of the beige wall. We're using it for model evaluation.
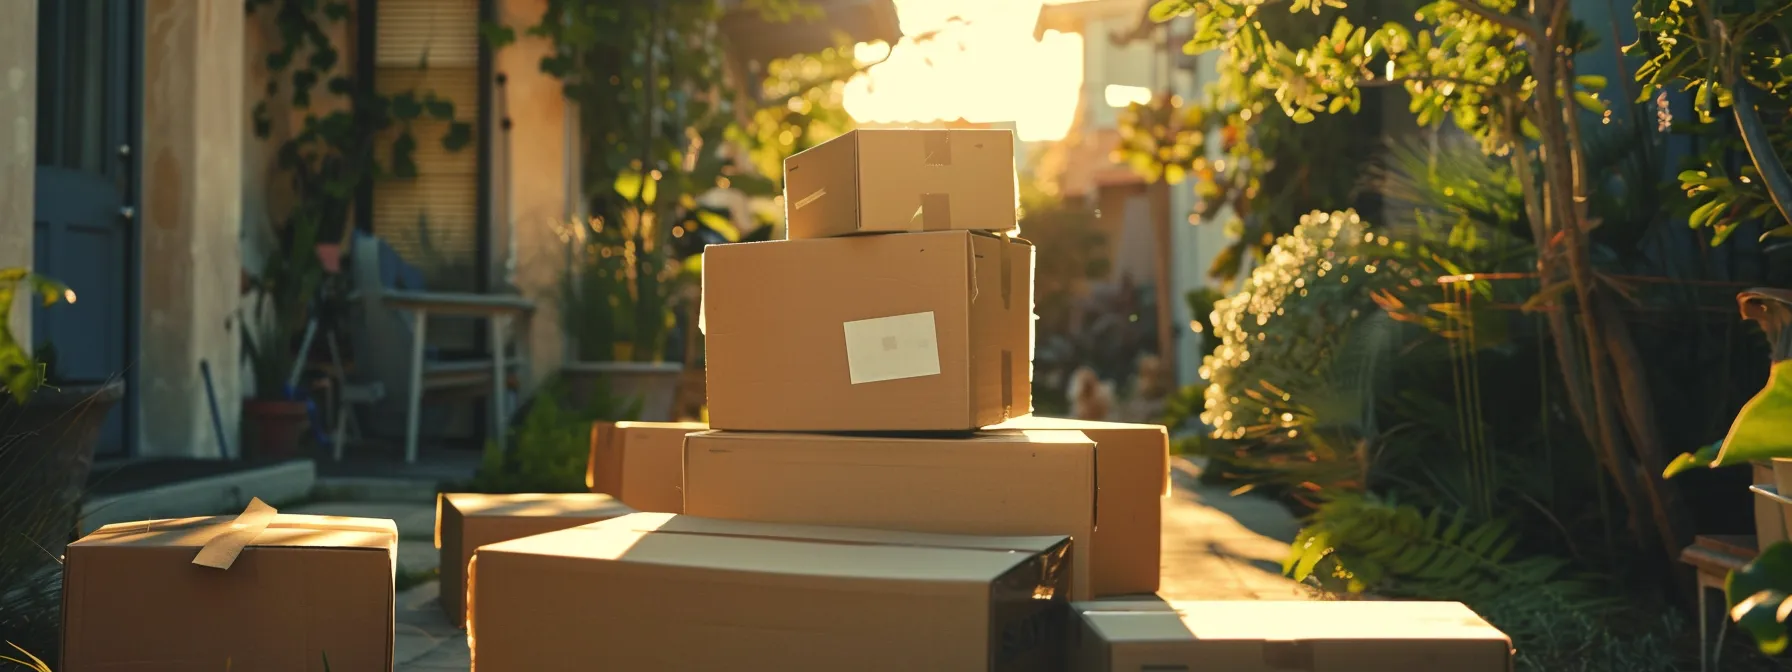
[140,0,245,458]
[0,4,36,350]
[497,0,573,390]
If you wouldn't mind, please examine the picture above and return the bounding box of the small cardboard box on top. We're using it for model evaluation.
[701,230,1035,431]
[681,429,1098,599]
[783,128,1020,240]
[987,415,1170,597]
[436,492,634,625]
[586,420,707,513]
[1069,599,1514,672]
[61,504,397,671]
[468,512,1072,672]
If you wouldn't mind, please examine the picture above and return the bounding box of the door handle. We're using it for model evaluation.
[119,206,135,221]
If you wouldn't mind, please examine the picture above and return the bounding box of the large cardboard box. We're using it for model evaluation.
[1070,599,1514,672]
[586,420,707,512]
[988,415,1169,597]
[436,492,633,624]
[468,512,1072,671]
[61,511,396,671]
[702,230,1035,431]
[783,128,1019,239]
[682,429,1097,599]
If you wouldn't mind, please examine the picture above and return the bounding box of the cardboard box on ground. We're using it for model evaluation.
[987,416,1171,597]
[586,420,706,513]
[61,501,396,671]
[1070,598,1515,672]
[467,512,1072,671]
[435,492,633,625]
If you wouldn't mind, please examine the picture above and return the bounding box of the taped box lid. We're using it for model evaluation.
[1073,599,1514,672]
[468,513,1074,671]
[61,501,397,671]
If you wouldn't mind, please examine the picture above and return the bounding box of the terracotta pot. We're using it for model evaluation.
[0,380,126,562]
[242,399,311,459]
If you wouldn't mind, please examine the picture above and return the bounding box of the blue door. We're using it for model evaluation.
[34,0,137,457]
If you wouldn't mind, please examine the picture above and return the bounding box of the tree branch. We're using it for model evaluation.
[1450,0,1537,38]
[1714,19,1792,228]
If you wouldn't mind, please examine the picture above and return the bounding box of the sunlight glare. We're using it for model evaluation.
[1104,84,1154,108]
[843,0,1085,142]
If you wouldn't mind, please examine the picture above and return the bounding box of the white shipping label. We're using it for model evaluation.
[842,312,942,384]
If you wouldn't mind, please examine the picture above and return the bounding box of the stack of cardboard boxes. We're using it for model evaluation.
[52,128,1515,671]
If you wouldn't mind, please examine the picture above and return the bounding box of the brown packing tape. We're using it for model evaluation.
[922,130,953,166]
[191,497,279,571]
[922,193,952,230]
[1001,350,1014,415]
[999,233,1013,309]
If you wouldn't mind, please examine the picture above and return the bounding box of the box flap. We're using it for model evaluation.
[445,492,632,519]
[479,512,1068,584]
[1080,600,1512,644]
[686,428,1091,447]
[73,514,396,551]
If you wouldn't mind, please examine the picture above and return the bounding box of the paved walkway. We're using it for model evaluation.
[293,456,1312,670]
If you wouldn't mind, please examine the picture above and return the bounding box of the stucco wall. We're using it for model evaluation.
[0,5,36,350]
[496,0,573,390]
[140,0,245,458]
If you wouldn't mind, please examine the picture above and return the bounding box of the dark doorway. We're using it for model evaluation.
[33,0,139,457]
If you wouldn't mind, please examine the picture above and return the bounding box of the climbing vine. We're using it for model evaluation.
[243,0,476,388]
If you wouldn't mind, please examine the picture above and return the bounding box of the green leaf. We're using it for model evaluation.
[1761,225,1792,241]
[1573,92,1608,114]
[441,122,474,151]
[1710,361,1792,466]
[481,21,518,49]
[1148,0,1189,22]
[390,93,423,121]
[390,132,420,179]
[424,97,455,121]
[1662,442,1721,478]
[1727,542,1792,655]
[1575,74,1608,90]
[1688,198,1724,229]
[695,209,741,241]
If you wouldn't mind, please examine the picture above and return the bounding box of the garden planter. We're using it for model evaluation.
[561,362,684,422]
[242,398,311,459]
[0,379,125,561]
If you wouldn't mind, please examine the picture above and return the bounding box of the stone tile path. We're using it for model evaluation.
[295,455,1313,671]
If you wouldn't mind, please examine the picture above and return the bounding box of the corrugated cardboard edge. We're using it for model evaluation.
[191,498,279,570]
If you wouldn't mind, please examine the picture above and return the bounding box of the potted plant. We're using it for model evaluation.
[0,269,124,665]
[239,220,325,459]
[1664,289,1792,549]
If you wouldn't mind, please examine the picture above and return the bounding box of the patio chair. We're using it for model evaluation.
[345,231,535,463]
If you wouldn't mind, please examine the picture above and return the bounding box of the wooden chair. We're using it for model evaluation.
[344,232,535,463]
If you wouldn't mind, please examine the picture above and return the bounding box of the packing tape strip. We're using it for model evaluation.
[922,193,952,230]
[1002,349,1014,415]
[1001,235,1013,309]
[922,130,954,166]
[192,497,279,570]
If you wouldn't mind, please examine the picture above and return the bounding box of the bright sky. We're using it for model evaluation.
[842,0,1085,142]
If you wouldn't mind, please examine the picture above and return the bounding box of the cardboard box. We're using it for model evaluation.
[1070,599,1514,672]
[783,128,1019,239]
[587,420,707,512]
[988,415,1169,597]
[62,511,397,671]
[682,429,1097,599]
[436,492,633,624]
[468,512,1072,671]
[701,230,1035,431]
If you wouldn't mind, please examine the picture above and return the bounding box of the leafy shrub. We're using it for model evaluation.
[459,379,641,494]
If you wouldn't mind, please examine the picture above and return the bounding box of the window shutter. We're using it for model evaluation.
[372,0,481,295]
